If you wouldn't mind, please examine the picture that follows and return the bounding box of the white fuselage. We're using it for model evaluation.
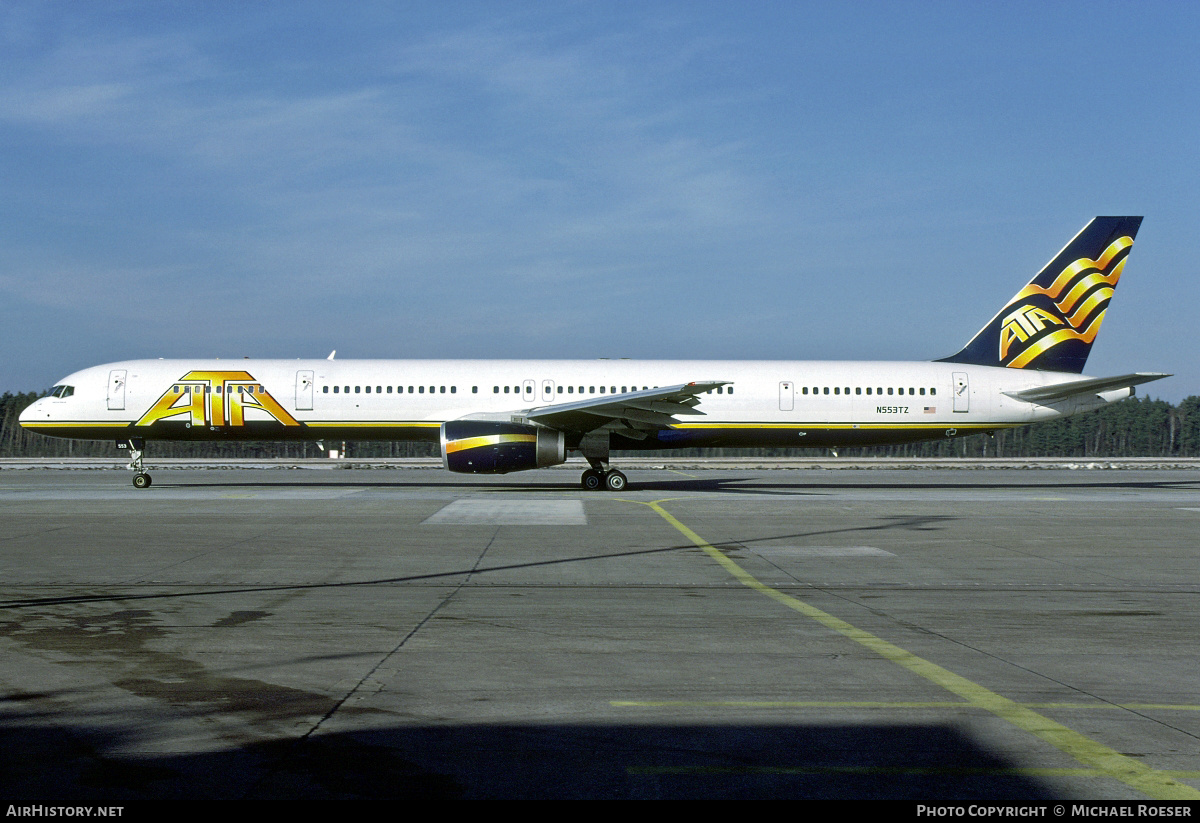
[20,358,1128,450]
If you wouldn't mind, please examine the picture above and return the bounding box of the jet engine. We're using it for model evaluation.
[440,420,566,474]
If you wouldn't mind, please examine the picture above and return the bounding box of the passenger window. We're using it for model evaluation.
[419,386,425,394]
[323,386,329,393]
[823,387,829,395]
[802,386,808,395]
[856,387,861,395]
[919,388,925,395]
[931,388,937,395]
[888,388,894,395]
[451,386,456,394]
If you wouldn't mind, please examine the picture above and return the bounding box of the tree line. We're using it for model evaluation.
[4,390,1200,459]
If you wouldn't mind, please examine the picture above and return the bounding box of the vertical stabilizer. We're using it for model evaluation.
[938,216,1142,373]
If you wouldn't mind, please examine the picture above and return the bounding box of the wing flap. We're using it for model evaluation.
[525,381,729,433]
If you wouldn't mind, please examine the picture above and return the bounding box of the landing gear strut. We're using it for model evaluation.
[578,431,627,491]
[118,438,152,489]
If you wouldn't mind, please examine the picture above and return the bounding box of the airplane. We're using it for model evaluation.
[20,216,1168,491]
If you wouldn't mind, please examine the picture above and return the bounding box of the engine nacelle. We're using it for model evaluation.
[440,420,566,474]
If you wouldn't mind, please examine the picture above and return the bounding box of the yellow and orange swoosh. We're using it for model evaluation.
[444,434,536,453]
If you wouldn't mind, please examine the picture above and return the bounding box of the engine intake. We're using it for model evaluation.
[441,420,566,474]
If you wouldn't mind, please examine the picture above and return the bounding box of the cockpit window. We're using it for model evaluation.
[48,385,74,398]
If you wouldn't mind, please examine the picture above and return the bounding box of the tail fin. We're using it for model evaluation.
[938,216,1142,373]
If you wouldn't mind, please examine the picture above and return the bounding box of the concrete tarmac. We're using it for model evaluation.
[2,466,1199,800]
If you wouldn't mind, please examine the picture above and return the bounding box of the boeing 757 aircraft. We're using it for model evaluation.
[20,216,1168,490]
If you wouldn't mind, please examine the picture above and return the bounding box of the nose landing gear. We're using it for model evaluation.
[118,438,152,489]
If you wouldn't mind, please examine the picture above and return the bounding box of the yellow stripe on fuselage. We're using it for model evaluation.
[672,422,1013,431]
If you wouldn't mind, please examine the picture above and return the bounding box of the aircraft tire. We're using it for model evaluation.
[581,470,603,491]
[604,470,627,492]
[132,473,152,489]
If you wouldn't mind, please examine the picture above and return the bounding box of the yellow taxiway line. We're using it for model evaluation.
[619,498,1200,801]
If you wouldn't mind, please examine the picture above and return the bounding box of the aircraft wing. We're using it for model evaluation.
[1003,372,1170,404]
[523,381,729,439]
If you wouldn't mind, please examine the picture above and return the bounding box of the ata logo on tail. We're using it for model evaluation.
[939,218,1140,375]
[997,235,1132,368]
[136,371,300,428]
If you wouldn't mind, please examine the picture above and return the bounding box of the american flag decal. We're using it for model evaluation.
[924,406,936,414]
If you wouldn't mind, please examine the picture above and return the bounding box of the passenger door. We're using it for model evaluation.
[296,370,314,411]
[953,372,970,413]
[779,381,794,412]
[107,370,127,411]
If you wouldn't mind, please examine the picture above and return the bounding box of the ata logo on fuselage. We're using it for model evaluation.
[135,371,300,428]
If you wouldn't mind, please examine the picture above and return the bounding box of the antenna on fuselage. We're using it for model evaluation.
[327,350,336,360]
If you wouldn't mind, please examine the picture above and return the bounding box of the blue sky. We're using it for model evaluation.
[3,1,1198,401]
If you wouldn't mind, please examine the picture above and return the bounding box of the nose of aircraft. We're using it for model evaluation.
[19,397,48,423]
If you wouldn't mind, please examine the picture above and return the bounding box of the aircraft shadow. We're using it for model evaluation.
[0,716,1064,800]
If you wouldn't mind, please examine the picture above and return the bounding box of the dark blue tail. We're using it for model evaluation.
[938,216,1142,373]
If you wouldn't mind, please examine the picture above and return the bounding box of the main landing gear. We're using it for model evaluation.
[578,431,626,491]
[118,438,152,489]
[580,467,627,492]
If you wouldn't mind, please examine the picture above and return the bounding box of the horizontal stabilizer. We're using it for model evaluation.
[1003,373,1170,404]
